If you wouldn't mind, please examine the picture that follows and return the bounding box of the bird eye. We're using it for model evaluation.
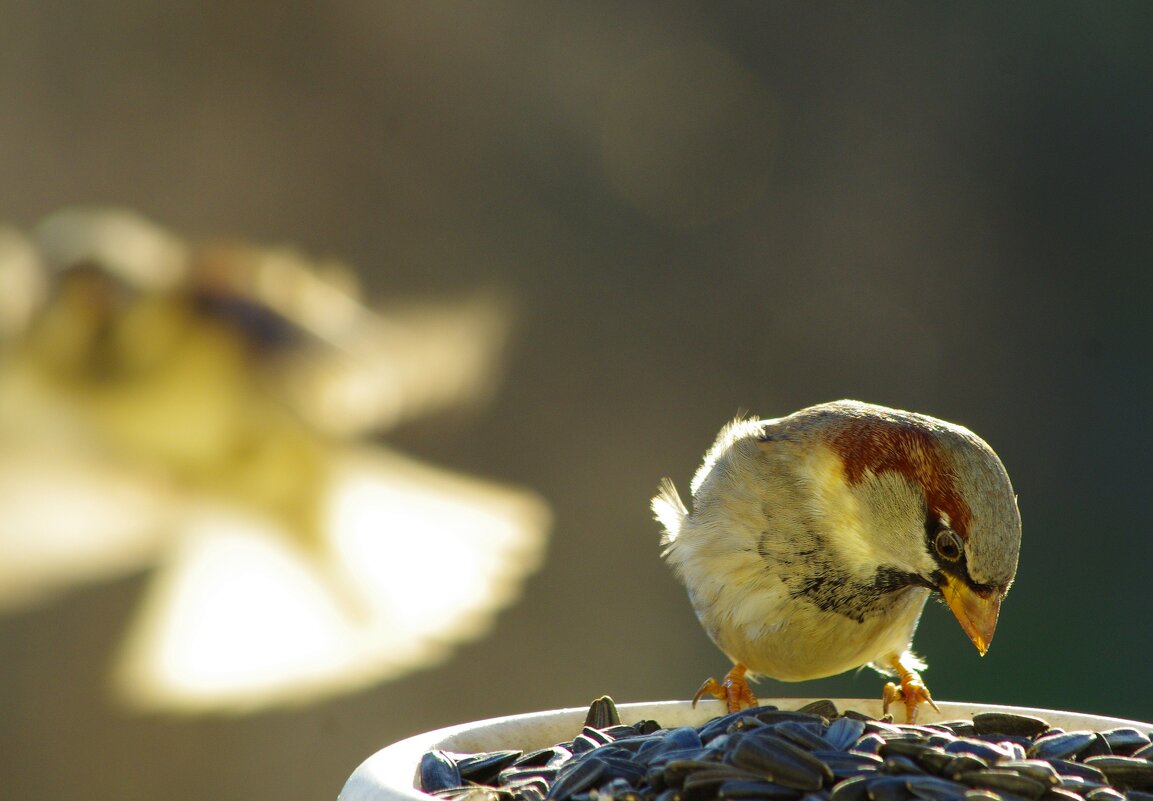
[934,527,963,562]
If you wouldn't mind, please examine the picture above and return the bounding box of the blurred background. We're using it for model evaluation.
[2,2,1153,799]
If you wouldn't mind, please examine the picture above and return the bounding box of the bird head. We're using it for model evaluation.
[784,401,1022,655]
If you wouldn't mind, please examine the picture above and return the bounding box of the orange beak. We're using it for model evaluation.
[940,574,1001,656]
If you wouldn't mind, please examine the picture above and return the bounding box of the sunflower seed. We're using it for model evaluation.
[662,727,706,753]
[1081,756,1153,790]
[585,696,622,729]
[959,792,1003,801]
[776,721,836,752]
[732,718,771,735]
[683,767,761,801]
[587,726,619,746]
[499,767,561,786]
[1079,735,1113,760]
[701,708,776,742]
[956,769,1048,799]
[914,751,957,775]
[1039,788,1086,801]
[1083,788,1125,801]
[827,719,869,751]
[854,735,889,757]
[600,737,650,756]
[571,733,603,754]
[459,751,524,784]
[830,775,873,801]
[756,710,834,727]
[976,736,1034,754]
[924,728,961,741]
[726,733,834,790]
[517,747,572,770]
[868,722,915,740]
[1055,775,1104,794]
[1045,759,1107,785]
[646,748,721,769]
[662,759,731,788]
[605,724,644,739]
[881,741,938,760]
[946,738,1019,764]
[422,750,464,793]
[505,777,551,797]
[973,715,1050,739]
[720,779,807,799]
[796,701,840,720]
[943,756,991,778]
[865,775,915,801]
[883,756,930,776]
[546,756,609,800]
[1099,728,1150,756]
[601,755,649,786]
[811,750,884,779]
[1029,733,1097,761]
[905,775,968,801]
[993,761,1059,787]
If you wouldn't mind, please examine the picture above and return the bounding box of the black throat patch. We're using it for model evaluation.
[760,529,926,623]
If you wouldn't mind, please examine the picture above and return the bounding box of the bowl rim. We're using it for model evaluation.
[337,698,1153,801]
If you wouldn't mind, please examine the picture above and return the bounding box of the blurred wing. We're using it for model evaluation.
[325,446,550,652]
[112,446,550,712]
[275,293,515,437]
[187,243,516,437]
[0,224,45,341]
[0,328,174,609]
[34,205,188,290]
[0,444,172,609]
[112,507,365,713]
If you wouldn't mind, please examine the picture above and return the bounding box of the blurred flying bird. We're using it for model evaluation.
[0,207,550,712]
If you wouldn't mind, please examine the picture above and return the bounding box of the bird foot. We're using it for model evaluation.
[882,656,940,723]
[692,663,758,712]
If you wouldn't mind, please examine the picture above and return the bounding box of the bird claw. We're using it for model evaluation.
[692,663,758,712]
[882,671,940,723]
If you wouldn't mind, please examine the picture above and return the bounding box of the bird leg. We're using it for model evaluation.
[881,653,940,723]
[692,663,758,712]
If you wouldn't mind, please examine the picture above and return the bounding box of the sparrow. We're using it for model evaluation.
[653,400,1021,722]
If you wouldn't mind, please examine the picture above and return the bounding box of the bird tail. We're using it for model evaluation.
[651,477,688,550]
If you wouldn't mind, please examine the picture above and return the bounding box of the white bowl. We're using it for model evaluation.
[337,698,1153,801]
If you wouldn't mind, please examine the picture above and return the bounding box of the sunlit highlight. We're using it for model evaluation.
[116,512,359,710]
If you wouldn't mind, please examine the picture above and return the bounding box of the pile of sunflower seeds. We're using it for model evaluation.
[419,698,1153,801]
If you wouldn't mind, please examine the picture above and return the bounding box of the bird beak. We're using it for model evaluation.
[940,574,1001,656]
